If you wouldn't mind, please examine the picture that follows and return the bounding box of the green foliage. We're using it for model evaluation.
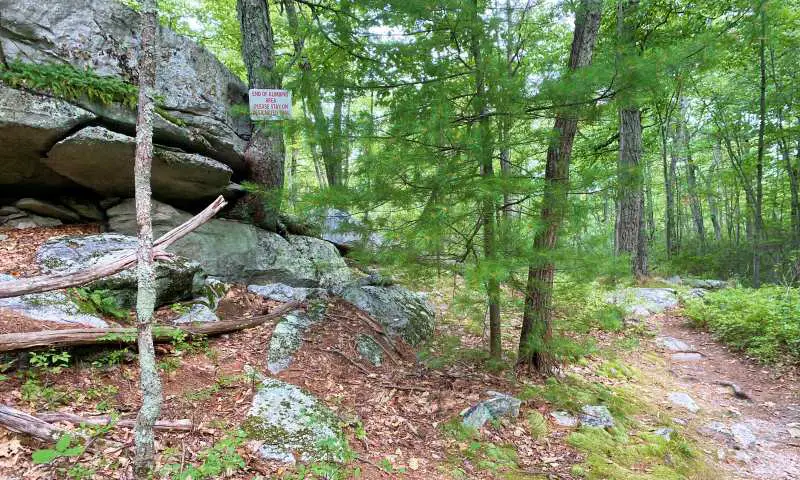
[32,434,84,465]
[90,348,131,369]
[526,411,548,440]
[440,418,522,476]
[70,288,129,321]
[1,61,138,108]
[29,350,71,374]
[520,375,641,423]
[160,430,247,480]
[684,287,800,363]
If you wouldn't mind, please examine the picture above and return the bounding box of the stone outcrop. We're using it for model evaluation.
[0,275,108,327]
[0,0,249,172]
[46,126,233,204]
[107,199,352,287]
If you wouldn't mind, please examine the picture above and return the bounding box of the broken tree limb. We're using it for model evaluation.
[0,301,300,352]
[0,404,65,442]
[34,412,192,431]
[0,195,227,299]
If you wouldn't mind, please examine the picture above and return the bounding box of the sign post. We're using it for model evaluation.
[249,89,292,120]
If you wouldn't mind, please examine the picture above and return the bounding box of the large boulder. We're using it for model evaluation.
[0,86,92,194]
[0,275,108,327]
[607,288,679,317]
[267,303,327,374]
[245,373,343,464]
[107,199,352,287]
[337,285,435,346]
[46,126,233,205]
[0,0,249,172]
[36,233,203,308]
[318,209,383,250]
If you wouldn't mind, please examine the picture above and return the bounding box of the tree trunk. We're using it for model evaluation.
[518,0,601,373]
[132,1,161,476]
[679,97,706,245]
[661,122,676,256]
[615,108,647,279]
[707,140,723,242]
[237,0,285,232]
[754,1,767,288]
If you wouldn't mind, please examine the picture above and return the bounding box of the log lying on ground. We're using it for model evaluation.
[0,196,227,299]
[0,405,65,442]
[35,412,192,431]
[0,301,300,352]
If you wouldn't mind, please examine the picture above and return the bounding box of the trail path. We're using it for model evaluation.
[637,308,800,479]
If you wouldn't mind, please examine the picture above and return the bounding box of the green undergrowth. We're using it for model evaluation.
[683,286,800,364]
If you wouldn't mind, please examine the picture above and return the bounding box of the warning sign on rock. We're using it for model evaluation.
[249,89,292,120]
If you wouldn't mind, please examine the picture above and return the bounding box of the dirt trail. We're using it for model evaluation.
[641,311,800,479]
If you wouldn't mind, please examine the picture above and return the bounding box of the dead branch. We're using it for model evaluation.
[0,405,65,442]
[0,196,227,299]
[35,412,192,431]
[0,301,299,352]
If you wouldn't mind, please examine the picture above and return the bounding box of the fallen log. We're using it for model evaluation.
[0,301,300,352]
[35,412,192,431]
[0,405,65,442]
[0,195,227,299]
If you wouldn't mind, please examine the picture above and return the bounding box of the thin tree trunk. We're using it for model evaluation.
[471,0,501,359]
[237,0,285,232]
[754,1,767,288]
[661,122,676,256]
[680,97,706,245]
[132,1,161,476]
[519,0,601,373]
[707,140,723,241]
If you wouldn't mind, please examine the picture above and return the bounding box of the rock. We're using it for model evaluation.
[684,288,707,299]
[0,275,107,328]
[653,427,674,440]
[0,86,92,195]
[174,304,218,324]
[462,392,522,429]
[356,334,383,366]
[657,336,692,352]
[0,206,21,216]
[0,234,7,241]
[248,283,326,303]
[267,304,327,374]
[246,374,343,464]
[107,199,351,287]
[0,0,249,172]
[194,277,230,310]
[46,126,233,205]
[36,233,203,308]
[14,198,79,222]
[666,275,682,285]
[58,197,105,221]
[579,405,615,429]
[318,209,383,250]
[685,279,728,290]
[671,352,704,362]
[337,285,435,346]
[731,422,756,449]
[700,421,731,439]
[550,411,578,428]
[668,392,700,413]
[608,288,679,316]
[4,214,62,229]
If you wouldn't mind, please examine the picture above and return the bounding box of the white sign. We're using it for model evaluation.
[249,89,292,120]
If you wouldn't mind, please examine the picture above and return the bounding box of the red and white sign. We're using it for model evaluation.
[249,89,292,120]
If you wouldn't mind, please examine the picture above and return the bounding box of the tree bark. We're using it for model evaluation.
[237,0,285,232]
[615,108,647,279]
[132,0,160,476]
[753,0,767,288]
[661,121,677,256]
[518,0,601,373]
[707,140,723,241]
[679,97,706,245]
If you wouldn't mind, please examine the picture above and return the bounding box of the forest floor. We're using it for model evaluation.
[0,226,799,479]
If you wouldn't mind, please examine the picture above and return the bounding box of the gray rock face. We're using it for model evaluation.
[194,277,230,310]
[318,209,383,250]
[58,197,105,221]
[174,304,218,324]
[657,336,692,352]
[685,279,728,290]
[579,405,615,429]
[14,198,79,222]
[46,127,233,205]
[608,288,679,316]
[0,0,249,171]
[653,427,674,440]
[36,233,203,308]
[2,213,63,229]
[267,304,327,374]
[0,275,107,327]
[246,374,342,464]
[668,392,700,413]
[462,391,522,429]
[0,86,91,194]
[248,284,326,303]
[107,199,352,287]
[731,422,756,449]
[671,352,704,362]
[550,411,578,427]
[338,285,435,346]
[356,334,383,367]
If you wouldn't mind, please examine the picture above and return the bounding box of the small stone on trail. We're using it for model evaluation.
[671,352,704,362]
[579,405,615,429]
[731,422,756,449]
[174,304,218,324]
[248,283,326,303]
[462,391,521,429]
[668,392,700,413]
[355,333,383,366]
[657,336,692,352]
[654,427,674,440]
[550,411,578,428]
